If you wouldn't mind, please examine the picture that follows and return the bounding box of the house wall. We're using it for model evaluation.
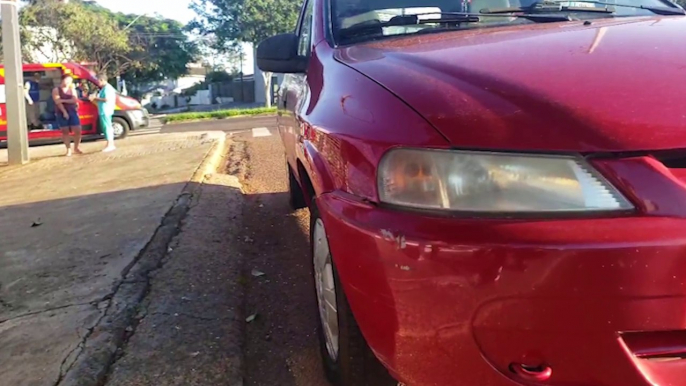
[174,75,205,92]
[188,90,211,105]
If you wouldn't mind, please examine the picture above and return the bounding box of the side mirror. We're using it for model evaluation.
[256,33,307,74]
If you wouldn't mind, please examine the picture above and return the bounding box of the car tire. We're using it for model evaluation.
[289,165,307,210]
[310,201,397,386]
[112,117,130,140]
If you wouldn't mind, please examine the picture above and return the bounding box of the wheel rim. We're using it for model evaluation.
[314,218,339,361]
[112,122,125,138]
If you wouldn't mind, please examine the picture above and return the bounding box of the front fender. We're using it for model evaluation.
[301,139,336,197]
[294,43,451,203]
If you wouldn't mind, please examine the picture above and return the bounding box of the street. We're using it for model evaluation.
[4,0,680,383]
[231,128,328,386]
[106,117,329,386]
[0,116,331,386]
[133,116,278,137]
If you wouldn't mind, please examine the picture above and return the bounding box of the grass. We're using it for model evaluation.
[163,107,277,123]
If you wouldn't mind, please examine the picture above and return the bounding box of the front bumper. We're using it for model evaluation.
[141,108,150,128]
[121,109,149,129]
[317,192,686,386]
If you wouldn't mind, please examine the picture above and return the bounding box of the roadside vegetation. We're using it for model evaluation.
[163,107,277,123]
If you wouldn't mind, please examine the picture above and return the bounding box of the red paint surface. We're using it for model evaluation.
[0,62,143,142]
[317,192,686,386]
[337,17,686,153]
[279,5,686,385]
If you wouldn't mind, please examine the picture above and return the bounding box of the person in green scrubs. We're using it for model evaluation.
[90,74,117,152]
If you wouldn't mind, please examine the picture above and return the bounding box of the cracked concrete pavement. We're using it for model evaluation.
[104,173,245,386]
[0,132,225,386]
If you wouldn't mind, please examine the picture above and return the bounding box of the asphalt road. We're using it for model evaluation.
[230,128,329,386]
[105,117,329,386]
[168,116,327,385]
[133,116,279,137]
[109,117,393,386]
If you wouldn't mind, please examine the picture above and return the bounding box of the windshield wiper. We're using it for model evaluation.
[338,12,573,40]
[481,0,684,15]
[561,0,685,15]
[481,1,613,13]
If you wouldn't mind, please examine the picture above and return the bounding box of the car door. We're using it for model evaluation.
[280,0,314,171]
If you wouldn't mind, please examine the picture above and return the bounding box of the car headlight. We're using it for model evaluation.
[378,148,633,213]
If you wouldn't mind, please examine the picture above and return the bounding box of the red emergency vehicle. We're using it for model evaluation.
[0,62,149,145]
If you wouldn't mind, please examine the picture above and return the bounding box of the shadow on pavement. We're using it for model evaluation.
[238,191,329,386]
[104,178,248,386]
[0,181,197,385]
[0,170,329,386]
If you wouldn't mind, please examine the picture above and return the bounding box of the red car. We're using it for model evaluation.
[257,0,686,385]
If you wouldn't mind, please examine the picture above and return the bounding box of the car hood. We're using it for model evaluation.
[335,17,686,152]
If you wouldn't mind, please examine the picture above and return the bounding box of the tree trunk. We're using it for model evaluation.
[262,70,272,108]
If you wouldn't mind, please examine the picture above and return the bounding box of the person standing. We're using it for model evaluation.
[24,72,41,129]
[52,74,82,157]
[90,74,117,152]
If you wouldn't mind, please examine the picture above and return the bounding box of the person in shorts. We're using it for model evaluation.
[52,74,82,156]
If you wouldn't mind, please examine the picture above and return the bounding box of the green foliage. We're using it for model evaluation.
[206,70,234,83]
[17,0,197,83]
[118,15,199,84]
[164,107,277,123]
[189,0,300,107]
[20,0,130,75]
[79,0,199,83]
[188,0,301,48]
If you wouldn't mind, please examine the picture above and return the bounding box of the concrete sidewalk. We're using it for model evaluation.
[0,132,226,386]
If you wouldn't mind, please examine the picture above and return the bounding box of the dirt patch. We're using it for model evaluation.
[230,135,329,386]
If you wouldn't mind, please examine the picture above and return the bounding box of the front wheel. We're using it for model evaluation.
[288,165,307,210]
[310,202,397,386]
[112,117,130,140]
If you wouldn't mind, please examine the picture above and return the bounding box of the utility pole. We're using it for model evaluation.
[2,0,29,165]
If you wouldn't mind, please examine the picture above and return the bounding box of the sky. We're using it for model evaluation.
[91,0,255,73]
[94,0,196,24]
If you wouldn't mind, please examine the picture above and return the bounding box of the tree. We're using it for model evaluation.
[189,0,301,107]
[20,0,132,75]
[119,15,199,86]
[80,1,199,86]
[17,0,198,85]
[206,70,234,83]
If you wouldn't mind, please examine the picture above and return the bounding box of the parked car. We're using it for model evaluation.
[257,0,686,385]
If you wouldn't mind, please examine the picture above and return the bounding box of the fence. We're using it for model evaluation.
[148,77,266,110]
[209,79,255,104]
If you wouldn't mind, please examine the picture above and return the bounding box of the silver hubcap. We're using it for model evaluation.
[314,218,339,360]
[113,122,124,137]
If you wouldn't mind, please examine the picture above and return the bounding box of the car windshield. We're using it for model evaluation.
[332,0,681,44]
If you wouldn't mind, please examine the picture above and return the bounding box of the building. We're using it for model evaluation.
[167,63,208,93]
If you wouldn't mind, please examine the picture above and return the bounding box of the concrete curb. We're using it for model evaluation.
[192,132,229,184]
[57,133,232,386]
